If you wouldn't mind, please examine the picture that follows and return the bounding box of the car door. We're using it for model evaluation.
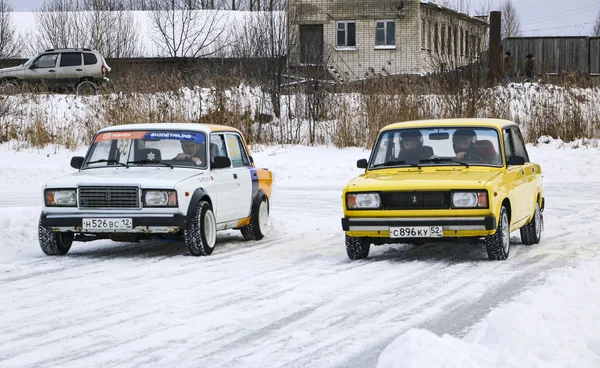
[511,127,536,220]
[25,53,58,86]
[502,127,527,227]
[209,133,238,224]
[224,133,253,220]
[57,52,84,86]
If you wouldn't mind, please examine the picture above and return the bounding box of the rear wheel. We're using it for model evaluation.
[485,206,510,260]
[76,80,98,96]
[240,196,269,241]
[521,203,542,245]
[38,215,73,255]
[345,235,370,260]
[184,200,217,256]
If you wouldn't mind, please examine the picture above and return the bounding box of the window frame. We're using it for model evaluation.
[375,20,396,49]
[31,53,58,69]
[336,20,356,50]
[59,52,83,67]
[509,127,530,163]
[225,133,251,168]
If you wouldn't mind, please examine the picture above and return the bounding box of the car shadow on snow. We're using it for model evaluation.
[65,231,262,260]
[364,235,526,264]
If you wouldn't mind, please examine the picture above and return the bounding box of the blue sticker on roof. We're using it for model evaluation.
[145,131,206,143]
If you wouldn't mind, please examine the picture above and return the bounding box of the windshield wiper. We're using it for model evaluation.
[85,159,128,167]
[419,157,470,168]
[127,160,174,169]
[371,160,419,168]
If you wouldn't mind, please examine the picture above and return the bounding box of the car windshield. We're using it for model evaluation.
[23,54,38,67]
[83,130,208,169]
[370,127,503,168]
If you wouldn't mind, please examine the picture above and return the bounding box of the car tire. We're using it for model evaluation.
[1,80,20,95]
[520,203,542,245]
[240,195,269,241]
[38,215,73,255]
[345,235,370,260]
[76,80,98,96]
[184,200,217,256]
[485,206,510,260]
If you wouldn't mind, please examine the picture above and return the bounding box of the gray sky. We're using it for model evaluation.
[11,0,600,37]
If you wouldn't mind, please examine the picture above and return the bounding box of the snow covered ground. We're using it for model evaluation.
[1,140,599,367]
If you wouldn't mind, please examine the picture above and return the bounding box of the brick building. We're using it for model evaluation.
[289,0,488,81]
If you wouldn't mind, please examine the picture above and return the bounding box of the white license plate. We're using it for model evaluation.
[82,218,133,231]
[390,226,443,238]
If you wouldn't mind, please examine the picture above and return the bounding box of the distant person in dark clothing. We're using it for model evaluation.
[524,54,536,81]
[503,51,515,83]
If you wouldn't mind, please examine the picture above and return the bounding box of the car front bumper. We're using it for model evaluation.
[41,212,187,234]
[342,216,497,238]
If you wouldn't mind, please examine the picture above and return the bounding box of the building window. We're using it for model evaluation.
[454,26,458,58]
[337,21,356,48]
[441,23,446,54]
[434,23,439,52]
[421,19,426,49]
[375,20,395,47]
[465,30,470,56]
[427,21,432,50]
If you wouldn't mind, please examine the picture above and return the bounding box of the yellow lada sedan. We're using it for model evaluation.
[342,119,544,261]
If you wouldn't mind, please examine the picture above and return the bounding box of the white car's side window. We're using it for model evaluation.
[226,134,250,168]
[210,134,228,164]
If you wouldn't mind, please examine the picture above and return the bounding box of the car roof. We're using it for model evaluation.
[43,48,98,53]
[381,118,518,131]
[98,123,242,135]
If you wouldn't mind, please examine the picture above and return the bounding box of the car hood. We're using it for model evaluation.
[45,167,203,188]
[0,65,24,73]
[347,168,502,191]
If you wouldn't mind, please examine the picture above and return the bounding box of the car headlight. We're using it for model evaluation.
[45,189,77,207]
[347,193,381,209]
[143,190,177,207]
[452,191,488,208]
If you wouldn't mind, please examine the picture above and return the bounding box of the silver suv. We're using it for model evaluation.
[0,48,111,95]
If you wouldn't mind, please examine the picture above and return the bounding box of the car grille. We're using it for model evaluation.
[78,186,140,209]
[380,191,450,210]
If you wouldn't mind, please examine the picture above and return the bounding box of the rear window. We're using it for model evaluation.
[83,53,98,65]
[59,53,82,67]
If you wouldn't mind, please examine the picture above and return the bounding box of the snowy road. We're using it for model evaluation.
[1,176,598,367]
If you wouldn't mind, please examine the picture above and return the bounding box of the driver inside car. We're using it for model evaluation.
[452,128,499,164]
[174,140,205,166]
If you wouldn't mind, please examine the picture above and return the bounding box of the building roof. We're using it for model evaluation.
[420,2,488,25]
[382,118,517,131]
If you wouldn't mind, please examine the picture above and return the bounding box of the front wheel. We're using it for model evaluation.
[38,215,73,255]
[345,235,370,260]
[184,200,217,256]
[485,206,510,260]
[240,196,269,241]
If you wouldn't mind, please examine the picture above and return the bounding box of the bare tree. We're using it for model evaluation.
[474,0,496,16]
[0,0,20,59]
[501,0,520,39]
[230,3,290,120]
[32,0,140,58]
[149,0,228,57]
[82,0,140,57]
[593,10,600,37]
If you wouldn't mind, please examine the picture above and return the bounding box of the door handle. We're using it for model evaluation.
[233,173,238,179]
[76,68,83,71]
[49,70,56,73]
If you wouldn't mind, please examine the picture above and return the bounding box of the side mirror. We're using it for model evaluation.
[507,155,526,166]
[212,156,231,169]
[357,159,368,169]
[70,156,84,169]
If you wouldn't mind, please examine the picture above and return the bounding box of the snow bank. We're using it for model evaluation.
[377,257,600,368]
